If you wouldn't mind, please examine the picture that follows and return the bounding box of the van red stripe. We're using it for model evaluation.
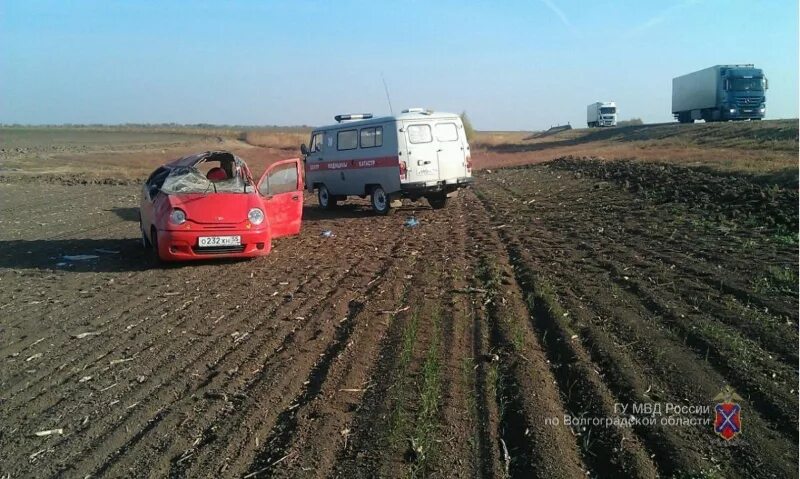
[305,156,399,172]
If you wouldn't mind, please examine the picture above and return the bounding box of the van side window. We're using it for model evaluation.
[407,124,432,144]
[360,126,383,148]
[337,129,358,150]
[310,132,325,152]
[435,123,459,142]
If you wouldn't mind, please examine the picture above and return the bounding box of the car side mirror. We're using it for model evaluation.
[300,143,308,155]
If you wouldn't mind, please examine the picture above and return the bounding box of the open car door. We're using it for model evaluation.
[258,158,304,238]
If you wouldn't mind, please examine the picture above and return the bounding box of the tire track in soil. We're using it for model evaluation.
[596,258,798,440]
[77,217,412,478]
[240,260,408,478]
[7,259,315,477]
[1,208,400,478]
[176,259,400,478]
[478,168,798,435]
[329,198,483,478]
[466,191,657,479]
[166,227,418,478]
[258,196,480,478]
[474,168,797,478]
[484,168,796,320]
[1,248,264,420]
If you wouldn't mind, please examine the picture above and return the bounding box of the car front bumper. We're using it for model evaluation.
[156,228,271,261]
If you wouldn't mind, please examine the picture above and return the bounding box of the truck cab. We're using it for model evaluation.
[587,102,617,127]
[719,66,767,121]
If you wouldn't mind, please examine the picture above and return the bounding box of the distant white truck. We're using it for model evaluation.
[301,108,473,215]
[587,102,617,127]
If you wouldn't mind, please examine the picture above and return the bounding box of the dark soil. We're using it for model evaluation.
[0,153,796,478]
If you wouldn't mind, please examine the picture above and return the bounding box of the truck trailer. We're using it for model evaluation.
[672,65,767,123]
[587,102,617,127]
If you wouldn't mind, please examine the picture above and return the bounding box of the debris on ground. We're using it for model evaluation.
[62,255,99,261]
[73,332,100,339]
[404,217,419,227]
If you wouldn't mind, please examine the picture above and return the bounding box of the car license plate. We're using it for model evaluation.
[198,236,241,247]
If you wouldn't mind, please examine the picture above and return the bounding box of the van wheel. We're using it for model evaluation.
[428,193,448,209]
[318,185,338,209]
[371,186,391,215]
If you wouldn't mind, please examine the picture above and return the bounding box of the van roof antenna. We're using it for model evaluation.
[381,72,394,116]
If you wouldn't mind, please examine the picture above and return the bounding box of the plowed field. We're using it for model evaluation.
[1,130,797,478]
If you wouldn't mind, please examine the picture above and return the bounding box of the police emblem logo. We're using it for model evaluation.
[713,386,743,441]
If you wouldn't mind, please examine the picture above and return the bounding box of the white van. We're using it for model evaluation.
[300,108,473,214]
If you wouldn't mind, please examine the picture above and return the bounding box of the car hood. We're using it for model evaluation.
[167,193,259,224]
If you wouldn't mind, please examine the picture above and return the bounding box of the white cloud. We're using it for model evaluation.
[625,0,700,38]
[540,0,576,33]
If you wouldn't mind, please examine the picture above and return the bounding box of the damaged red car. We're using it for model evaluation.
[139,151,303,261]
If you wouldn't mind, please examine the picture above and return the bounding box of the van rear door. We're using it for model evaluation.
[433,121,467,180]
[403,122,439,184]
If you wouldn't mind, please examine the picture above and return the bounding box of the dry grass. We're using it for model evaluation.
[240,130,309,150]
[473,120,798,181]
[471,131,530,148]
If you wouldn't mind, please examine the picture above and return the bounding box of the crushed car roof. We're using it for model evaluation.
[164,150,240,168]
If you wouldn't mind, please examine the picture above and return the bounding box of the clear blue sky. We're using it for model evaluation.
[1,0,797,130]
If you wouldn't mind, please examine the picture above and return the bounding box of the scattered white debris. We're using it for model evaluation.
[379,306,410,315]
[25,353,42,362]
[73,331,100,339]
[63,255,99,261]
[109,357,134,366]
[34,429,63,437]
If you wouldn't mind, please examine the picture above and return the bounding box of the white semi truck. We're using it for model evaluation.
[587,102,617,127]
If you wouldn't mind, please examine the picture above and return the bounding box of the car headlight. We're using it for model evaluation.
[170,209,186,225]
[248,208,264,225]
[729,108,736,114]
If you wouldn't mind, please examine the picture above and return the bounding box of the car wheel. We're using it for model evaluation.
[371,186,391,215]
[428,193,448,210]
[140,218,151,248]
[318,185,338,209]
[150,227,163,263]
